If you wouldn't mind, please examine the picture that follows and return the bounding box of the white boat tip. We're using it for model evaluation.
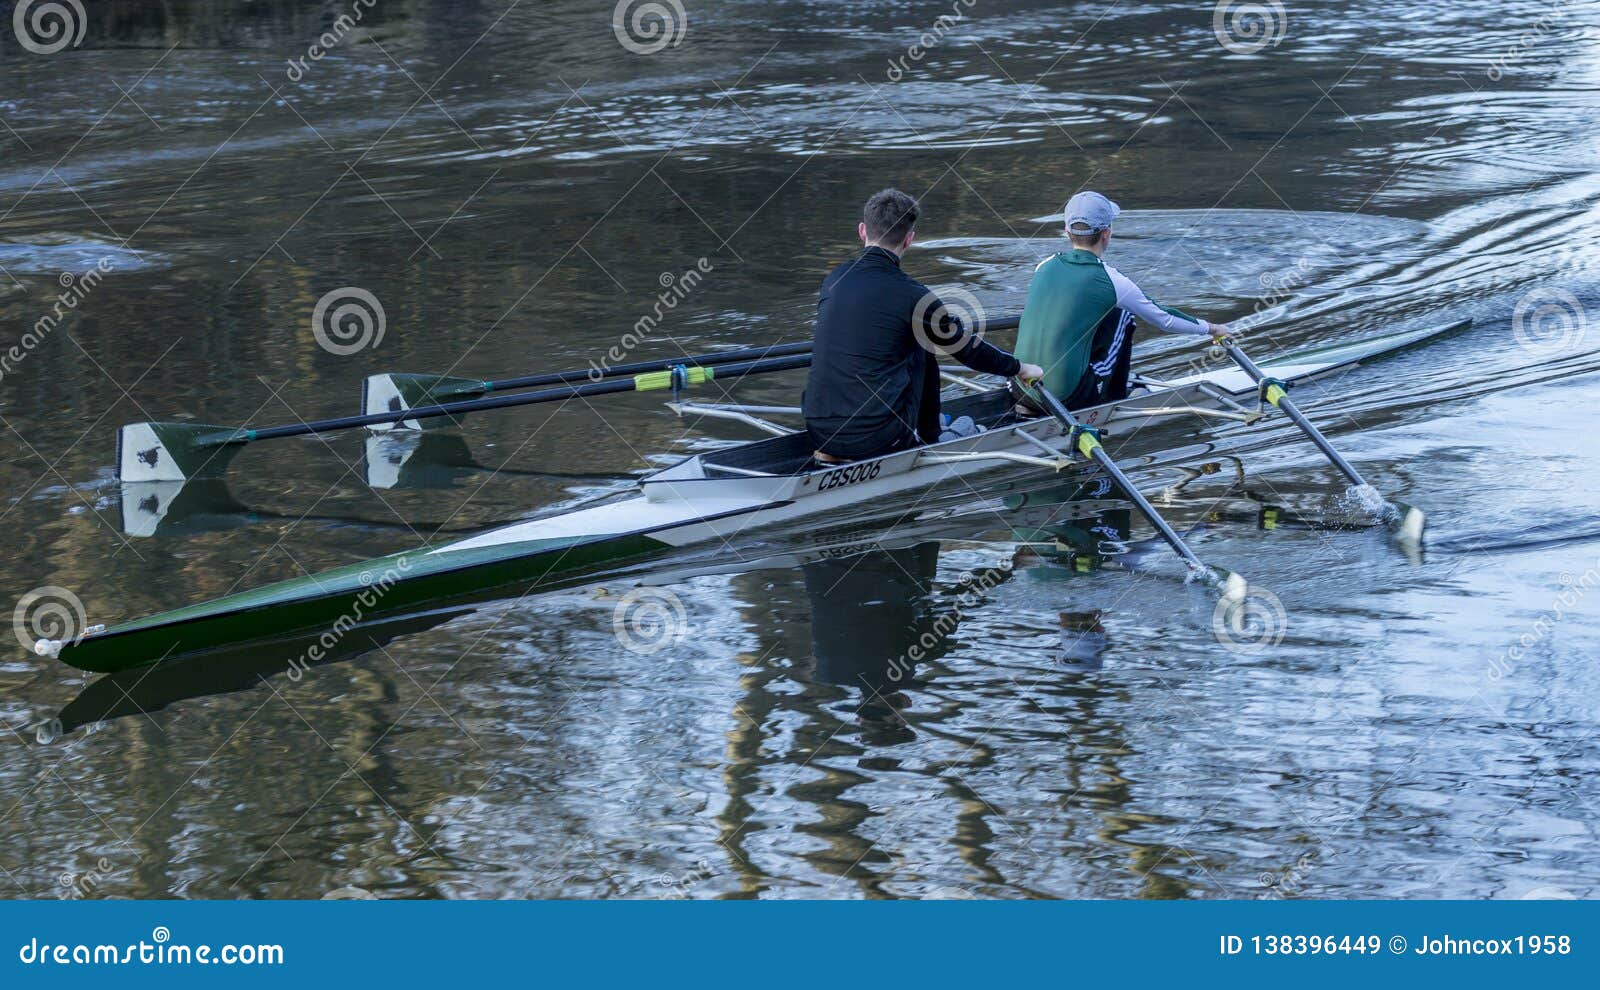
[33,638,62,658]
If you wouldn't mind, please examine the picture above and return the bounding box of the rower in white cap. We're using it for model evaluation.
[1014,191,1232,409]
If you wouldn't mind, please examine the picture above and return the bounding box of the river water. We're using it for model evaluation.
[2,0,1598,899]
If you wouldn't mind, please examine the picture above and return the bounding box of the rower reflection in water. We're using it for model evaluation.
[801,542,942,726]
[1005,475,1148,671]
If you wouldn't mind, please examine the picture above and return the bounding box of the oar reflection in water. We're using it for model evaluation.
[115,433,636,538]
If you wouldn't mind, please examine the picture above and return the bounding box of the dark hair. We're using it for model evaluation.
[863,188,918,244]
[1068,226,1109,250]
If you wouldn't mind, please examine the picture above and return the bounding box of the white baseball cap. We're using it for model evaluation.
[1064,191,1120,235]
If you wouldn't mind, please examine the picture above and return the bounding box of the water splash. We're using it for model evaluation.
[1343,483,1389,518]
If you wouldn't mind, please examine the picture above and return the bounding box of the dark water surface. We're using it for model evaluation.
[2,0,1599,899]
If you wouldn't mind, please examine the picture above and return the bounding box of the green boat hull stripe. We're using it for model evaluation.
[60,531,673,672]
[57,499,795,673]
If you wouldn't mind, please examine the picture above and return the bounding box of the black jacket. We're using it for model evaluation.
[802,247,1021,459]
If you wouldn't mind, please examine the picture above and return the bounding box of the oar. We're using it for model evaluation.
[363,315,1024,427]
[1219,338,1425,544]
[363,341,814,429]
[1025,379,1247,602]
[118,353,813,482]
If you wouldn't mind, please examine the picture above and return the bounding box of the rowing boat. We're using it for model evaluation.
[43,319,1469,672]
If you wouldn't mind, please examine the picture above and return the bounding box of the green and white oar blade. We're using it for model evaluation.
[361,373,486,432]
[1391,500,1426,545]
[1211,566,1248,603]
[117,422,249,482]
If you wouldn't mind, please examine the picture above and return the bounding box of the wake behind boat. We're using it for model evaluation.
[41,318,1469,673]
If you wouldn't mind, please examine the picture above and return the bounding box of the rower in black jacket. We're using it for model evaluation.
[802,188,1044,464]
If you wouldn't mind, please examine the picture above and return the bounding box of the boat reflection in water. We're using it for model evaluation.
[63,470,1198,740]
[44,608,470,741]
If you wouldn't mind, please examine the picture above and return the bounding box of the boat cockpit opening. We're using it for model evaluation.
[698,387,1019,477]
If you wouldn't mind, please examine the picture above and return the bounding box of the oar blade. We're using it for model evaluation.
[117,423,249,483]
[1213,567,1248,604]
[361,373,486,432]
[1390,500,1426,546]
